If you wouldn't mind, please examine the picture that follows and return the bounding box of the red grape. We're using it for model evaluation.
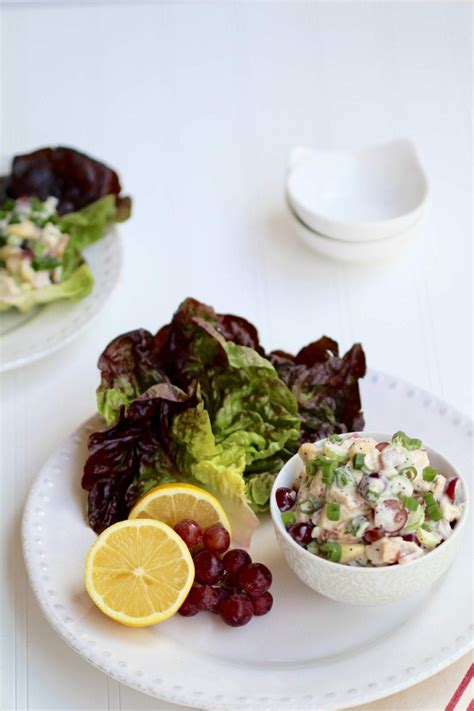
[220,594,253,627]
[178,596,199,617]
[193,550,224,585]
[203,525,230,554]
[275,487,296,512]
[445,477,460,503]
[374,499,408,533]
[174,519,203,549]
[211,586,231,614]
[222,549,252,586]
[376,442,389,451]
[288,522,314,545]
[402,533,421,545]
[364,527,385,543]
[239,563,272,596]
[187,585,219,611]
[251,592,273,616]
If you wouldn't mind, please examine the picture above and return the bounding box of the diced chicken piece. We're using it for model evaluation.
[380,445,407,474]
[7,219,39,239]
[41,222,63,250]
[436,519,452,540]
[0,270,21,298]
[409,449,431,479]
[0,245,22,260]
[431,474,447,501]
[328,484,366,512]
[364,448,381,472]
[5,255,22,275]
[366,536,402,566]
[55,234,69,258]
[439,495,461,523]
[348,437,378,457]
[299,442,322,461]
[309,471,325,500]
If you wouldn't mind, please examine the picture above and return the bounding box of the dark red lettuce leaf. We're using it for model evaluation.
[82,383,195,533]
[269,338,366,442]
[98,328,165,395]
[5,146,130,215]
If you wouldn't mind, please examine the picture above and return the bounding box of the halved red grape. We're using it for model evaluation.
[220,594,253,627]
[178,596,200,617]
[193,550,224,585]
[276,487,296,512]
[374,499,408,533]
[445,477,461,503]
[239,563,272,596]
[211,586,231,614]
[222,549,252,586]
[251,592,273,616]
[187,585,219,611]
[402,533,421,545]
[203,525,230,554]
[288,522,314,545]
[174,519,203,549]
[364,527,385,543]
[376,442,389,451]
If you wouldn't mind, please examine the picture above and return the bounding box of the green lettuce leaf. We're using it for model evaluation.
[0,263,93,313]
[172,402,259,546]
[59,194,119,252]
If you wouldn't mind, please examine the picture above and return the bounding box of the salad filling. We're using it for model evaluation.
[0,197,69,301]
[277,431,464,566]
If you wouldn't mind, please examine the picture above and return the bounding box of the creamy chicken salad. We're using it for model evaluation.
[276,431,464,566]
[0,197,69,302]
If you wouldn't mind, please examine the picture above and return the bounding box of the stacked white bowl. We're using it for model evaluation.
[286,140,429,263]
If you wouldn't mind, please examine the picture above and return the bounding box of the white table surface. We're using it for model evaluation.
[1,2,472,710]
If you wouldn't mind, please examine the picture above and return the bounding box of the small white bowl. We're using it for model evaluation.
[286,140,428,242]
[290,204,419,264]
[270,432,468,606]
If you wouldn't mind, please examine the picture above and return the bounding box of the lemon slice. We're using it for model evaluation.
[85,519,194,627]
[128,483,231,533]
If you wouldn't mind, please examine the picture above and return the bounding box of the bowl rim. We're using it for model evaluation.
[270,431,469,574]
[286,198,422,245]
[285,138,429,235]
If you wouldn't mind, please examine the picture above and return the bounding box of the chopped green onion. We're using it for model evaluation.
[281,511,296,527]
[1,198,15,211]
[319,541,342,563]
[328,434,343,443]
[0,235,6,247]
[299,499,315,515]
[322,459,336,486]
[392,431,422,451]
[427,504,443,522]
[404,496,419,511]
[423,466,437,482]
[8,214,21,225]
[32,256,60,271]
[399,466,417,480]
[306,458,320,477]
[423,492,436,507]
[353,453,366,470]
[366,489,381,503]
[335,467,350,487]
[422,523,431,531]
[326,502,341,521]
[306,541,319,555]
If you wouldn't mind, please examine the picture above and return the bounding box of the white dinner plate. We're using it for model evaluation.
[0,229,122,372]
[22,370,473,711]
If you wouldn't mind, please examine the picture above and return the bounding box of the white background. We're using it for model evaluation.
[0,1,472,710]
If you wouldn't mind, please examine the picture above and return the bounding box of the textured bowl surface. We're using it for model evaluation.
[271,433,468,605]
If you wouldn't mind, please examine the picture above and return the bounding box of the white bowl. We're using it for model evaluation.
[270,432,468,606]
[290,204,420,264]
[286,140,428,242]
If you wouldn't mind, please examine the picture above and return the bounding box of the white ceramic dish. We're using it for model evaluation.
[271,433,468,606]
[286,140,428,242]
[22,370,473,710]
[290,204,419,264]
[0,229,121,372]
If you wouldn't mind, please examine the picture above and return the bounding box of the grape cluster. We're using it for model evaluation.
[174,519,273,627]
